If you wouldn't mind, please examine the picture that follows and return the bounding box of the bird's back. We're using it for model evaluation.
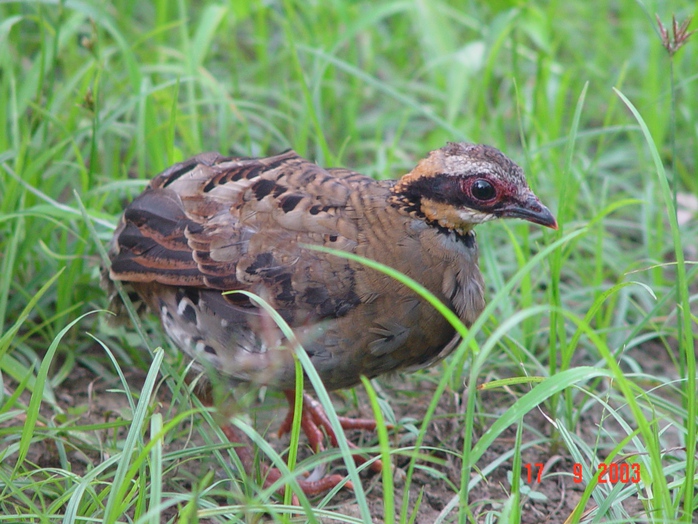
[107,149,485,390]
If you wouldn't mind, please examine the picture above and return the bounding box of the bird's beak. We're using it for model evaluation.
[503,194,558,229]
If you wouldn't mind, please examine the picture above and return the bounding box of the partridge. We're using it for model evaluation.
[105,142,556,494]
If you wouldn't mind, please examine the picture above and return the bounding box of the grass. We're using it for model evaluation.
[1,0,697,522]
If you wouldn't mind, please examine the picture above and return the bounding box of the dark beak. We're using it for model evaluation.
[503,194,558,229]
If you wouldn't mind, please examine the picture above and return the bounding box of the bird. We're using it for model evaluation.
[104,142,557,494]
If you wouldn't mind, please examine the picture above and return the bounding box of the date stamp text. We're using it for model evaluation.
[523,462,641,484]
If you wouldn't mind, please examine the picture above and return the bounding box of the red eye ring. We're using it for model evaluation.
[470,179,496,201]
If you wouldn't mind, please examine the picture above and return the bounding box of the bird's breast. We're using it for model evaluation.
[308,209,485,388]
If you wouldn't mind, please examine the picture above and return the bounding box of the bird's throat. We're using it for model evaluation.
[420,198,477,235]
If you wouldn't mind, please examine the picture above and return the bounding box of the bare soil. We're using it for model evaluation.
[6,340,666,523]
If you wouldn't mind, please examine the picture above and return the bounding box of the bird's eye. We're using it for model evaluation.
[471,179,496,201]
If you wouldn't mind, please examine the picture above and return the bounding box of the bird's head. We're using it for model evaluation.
[391,142,557,233]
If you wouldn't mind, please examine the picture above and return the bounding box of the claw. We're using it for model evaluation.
[221,423,352,497]
[279,391,383,474]
[215,389,381,498]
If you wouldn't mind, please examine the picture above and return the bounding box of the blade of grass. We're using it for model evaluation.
[103,347,165,524]
[361,376,394,524]
[12,308,95,474]
[614,87,694,521]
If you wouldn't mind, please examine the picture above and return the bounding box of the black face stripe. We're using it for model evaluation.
[402,173,464,205]
[400,173,506,213]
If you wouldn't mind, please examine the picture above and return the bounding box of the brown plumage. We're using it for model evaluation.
[105,142,556,494]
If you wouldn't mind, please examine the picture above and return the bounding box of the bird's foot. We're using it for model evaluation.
[220,424,351,497]
[278,391,383,474]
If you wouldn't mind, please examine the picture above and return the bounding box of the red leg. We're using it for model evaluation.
[278,390,383,473]
[220,423,351,497]
[194,382,351,497]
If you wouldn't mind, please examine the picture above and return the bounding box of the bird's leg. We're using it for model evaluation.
[194,382,347,496]
[278,390,383,473]
[218,423,349,497]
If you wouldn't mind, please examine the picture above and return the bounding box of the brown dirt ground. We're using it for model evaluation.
[5,340,665,523]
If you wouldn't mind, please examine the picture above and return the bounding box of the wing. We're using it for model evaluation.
[108,150,380,326]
